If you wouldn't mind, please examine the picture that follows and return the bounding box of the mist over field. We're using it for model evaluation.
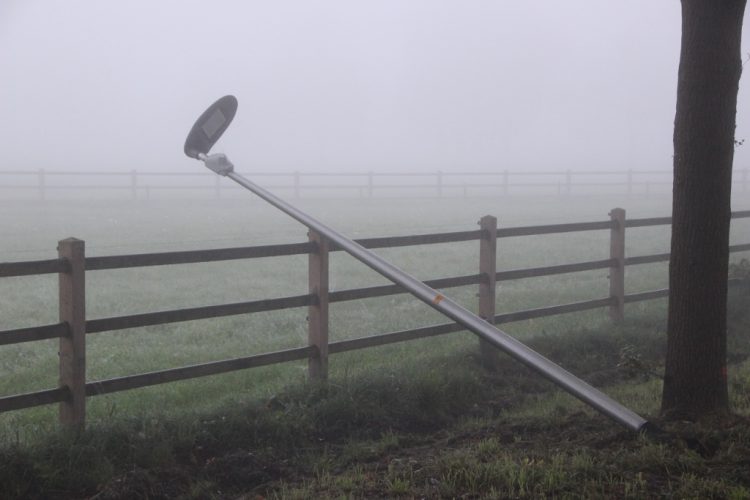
[2,0,750,405]
[1,1,750,259]
[1,1,749,177]
[2,1,750,293]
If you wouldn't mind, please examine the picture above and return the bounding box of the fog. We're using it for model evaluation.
[1,1,749,175]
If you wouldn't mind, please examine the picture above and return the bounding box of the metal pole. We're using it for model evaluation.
[205,160,648,433]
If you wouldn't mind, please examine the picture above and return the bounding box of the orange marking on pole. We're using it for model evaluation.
[433,294,444,304]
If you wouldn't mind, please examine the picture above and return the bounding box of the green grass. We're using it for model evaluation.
[0,291,748,498]
[2,195,750,430]
[2,194,750,497]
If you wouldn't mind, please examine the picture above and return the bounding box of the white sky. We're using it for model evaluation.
[1,1,748,173]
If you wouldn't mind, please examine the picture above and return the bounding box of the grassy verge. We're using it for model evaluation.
[2,289,749,499]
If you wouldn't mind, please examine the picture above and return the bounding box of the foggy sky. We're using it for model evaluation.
[1,1,748,174]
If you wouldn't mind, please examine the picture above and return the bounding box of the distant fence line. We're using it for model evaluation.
[2,168,749,199]
[1,208,750,430]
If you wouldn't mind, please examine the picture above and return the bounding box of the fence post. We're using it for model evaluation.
[131,169,137,200]
[38,169,46,201]
[609,208,626,322]
[627,169,633,198]
[58,238,86,430]
[478,215,499,369]
[308,230,329,380]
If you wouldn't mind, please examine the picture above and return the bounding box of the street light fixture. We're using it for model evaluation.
[184,95,653,435]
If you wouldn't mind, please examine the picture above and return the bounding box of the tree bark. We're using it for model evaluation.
[662,0,746,420]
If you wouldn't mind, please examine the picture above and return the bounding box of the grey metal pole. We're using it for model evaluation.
[199,153,649,433]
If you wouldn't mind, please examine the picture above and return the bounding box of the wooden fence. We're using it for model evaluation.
[3,168,750,199]
[2,208,750,430]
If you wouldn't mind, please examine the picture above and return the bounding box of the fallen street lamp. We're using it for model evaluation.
[184,95,657,435]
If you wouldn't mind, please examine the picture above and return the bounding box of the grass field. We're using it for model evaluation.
[1,296,749,498]
[2,193,750,429]
[2,192,750,497]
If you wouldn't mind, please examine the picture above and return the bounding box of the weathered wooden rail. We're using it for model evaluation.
[3,168,750,199]
[1,208,750,429]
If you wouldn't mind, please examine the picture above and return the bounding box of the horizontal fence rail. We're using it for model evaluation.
[3,168,750,200]
[2,209,750,426]
[85,347,316,397]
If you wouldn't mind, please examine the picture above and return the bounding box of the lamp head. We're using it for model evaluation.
[184,95,238,159]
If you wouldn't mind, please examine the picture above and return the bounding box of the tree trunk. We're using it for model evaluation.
[662,0,746,420]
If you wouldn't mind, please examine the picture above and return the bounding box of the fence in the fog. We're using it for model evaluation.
[2,208,750,430]
[3,168,748,199]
